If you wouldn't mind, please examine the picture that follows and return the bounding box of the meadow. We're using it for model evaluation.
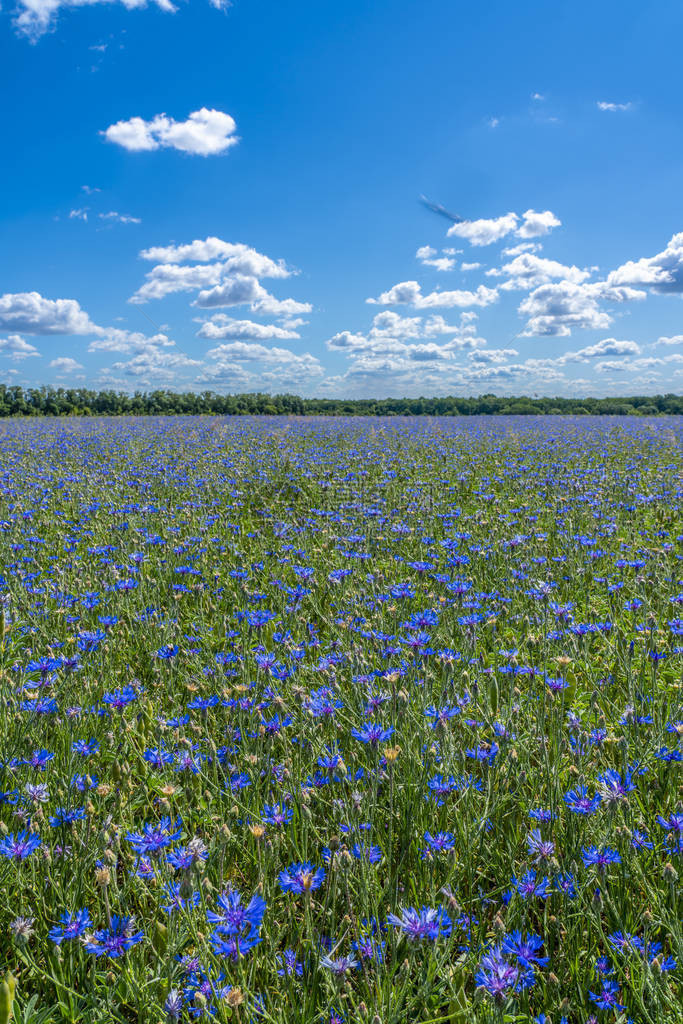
[0,414,680,1024]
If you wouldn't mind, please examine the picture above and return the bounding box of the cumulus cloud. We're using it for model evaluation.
[447,209,560,246]
[0,292,98,335]
[140,238,287,270]
[0,334,40,359]
[468,347,519,363]
[518,281,645,336]
[447,213,519,246]
[196,317,301,341]
[517,209,561,238]
[50,356,83,372]
[131,240,293,305]
[488,252,590,291]
[88,328,175,354]
[368,280,498,309]
[103,109,238,156]
[415,246,455,271]
[606,232,683,294]
[656,334,683,346]
[110,348,201,379]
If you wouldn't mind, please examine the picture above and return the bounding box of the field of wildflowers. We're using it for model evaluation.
[0,414,680,1024]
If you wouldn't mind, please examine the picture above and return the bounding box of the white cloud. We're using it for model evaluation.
[518,280,645,336]
[131,240,292,304]
[448,213,519,246]
[415,246,455,271]
[103,109,238,156]
[50,356,84,372]
[88,328,175,354]
[368,280,498,309]
[99,211,141,224]
[14,0,216,40]
[461,262,481,271]
[656,334,683,346]
[503,242,541,257]
[607,232,683,293]
[517,209,561,238]
[597,101,633,112]
[69,208,88,221]
[0,335,40,359]
[488,252,590,290]
[205,340,321,370]
[559,338,641,364]
[447,209,560,246]
[468,347,519,363]
[139,238,288,270]
[110,348,201,379]
[196,317,301,341]
[0,292,98,335]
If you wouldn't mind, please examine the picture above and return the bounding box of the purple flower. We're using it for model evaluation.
[387,905,452,941]
[475,946,520,999]
[0,830,42,860]
[206,888,266,937]
[48,908,92,944]
[279,862,326,894]
[564,786,602,816]
[582,846,621,870]
[512,871,551,900]
[320,953,359,975]
[589,980,626,1012]
[351,722,395,745]
[84,915,144,958]
[126,816,182,855]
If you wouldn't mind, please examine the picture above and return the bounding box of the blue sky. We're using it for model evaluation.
[2,0,683,397]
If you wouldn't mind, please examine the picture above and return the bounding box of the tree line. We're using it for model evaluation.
[0,385,681,418]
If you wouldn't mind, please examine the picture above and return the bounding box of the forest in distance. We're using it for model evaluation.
[0,386,682,418]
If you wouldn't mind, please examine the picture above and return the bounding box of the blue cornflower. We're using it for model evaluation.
[126,816,182,855]
[48,908,92,944]
[210,929,262,959]
[162,882,201,915]
[0,830,42,860]
[351,722,395,745]
[475,946,521,999]
[589,979,626,1012]
[277,949,304,976]
[564,786,602,816]
[156,644,179,660]
[421,831,456,857]
[49,807,85,827]
[657,812,683,834]
[206,888,266,936]
[502,931,548,969]
[72,738,99,756]
[261,802,293,826]
[102,686,139,709]
[84,915,144,958]
[351,842,383,864]
[527,830,555,862]
[387,906,451,941]
[512,871,551,900]
[582,845,621,870]
[597,767,638,803]
[279,862,326,894]
[320,952,359,975]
